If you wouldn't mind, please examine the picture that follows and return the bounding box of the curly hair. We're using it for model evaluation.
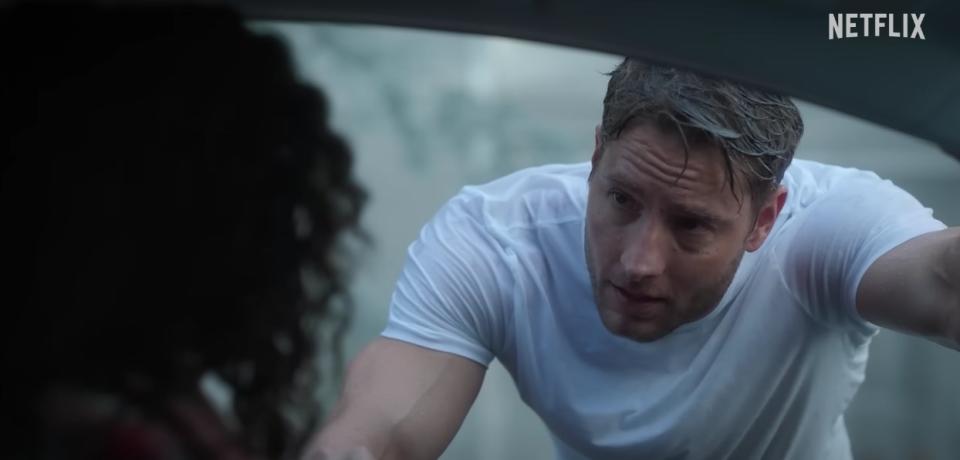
[1,4,365,459]
[601,58,804,208]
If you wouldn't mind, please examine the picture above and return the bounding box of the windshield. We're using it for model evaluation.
[256,21,960,460]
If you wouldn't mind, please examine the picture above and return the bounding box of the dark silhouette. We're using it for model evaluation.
[1,4,366,459]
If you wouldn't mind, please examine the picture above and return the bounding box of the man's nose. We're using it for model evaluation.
[620,217,669,282]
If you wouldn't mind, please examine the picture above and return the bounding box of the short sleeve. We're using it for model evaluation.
[774,173,946,337]
[381,194,513,367]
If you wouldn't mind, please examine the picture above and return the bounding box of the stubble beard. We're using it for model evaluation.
[584,230,745,343]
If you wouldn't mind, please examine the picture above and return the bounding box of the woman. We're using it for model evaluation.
[1,4,366,459]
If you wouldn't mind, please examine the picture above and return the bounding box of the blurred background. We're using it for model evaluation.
[254,21,960,460]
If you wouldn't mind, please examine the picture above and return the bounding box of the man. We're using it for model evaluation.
[310,59,958,459]
[1,4,365,459]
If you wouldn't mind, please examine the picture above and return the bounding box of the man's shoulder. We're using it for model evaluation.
[785,159,884,186]
[447,162,590,231]
[763,159,911,258]
[783,159,900,208]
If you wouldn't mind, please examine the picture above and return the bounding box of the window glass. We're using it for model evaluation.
[255,21,960,460]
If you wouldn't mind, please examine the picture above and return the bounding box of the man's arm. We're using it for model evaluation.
[857,227,960,350]
[302,337,486,460]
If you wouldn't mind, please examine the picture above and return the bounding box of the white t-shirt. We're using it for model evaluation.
[381,159,945,459]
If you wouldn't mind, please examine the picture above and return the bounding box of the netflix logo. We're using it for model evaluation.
[828,13,926,40]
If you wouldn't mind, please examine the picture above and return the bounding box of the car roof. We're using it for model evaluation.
[226,0,960,160]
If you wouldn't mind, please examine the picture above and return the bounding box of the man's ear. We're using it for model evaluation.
[745,186,787,252]
[591,124,603,169]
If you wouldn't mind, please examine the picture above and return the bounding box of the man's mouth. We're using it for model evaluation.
[610,283,667,318]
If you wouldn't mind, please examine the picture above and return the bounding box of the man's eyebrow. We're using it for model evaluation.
[604,172,729,224]
[603,172,645,195]
[671,204,726,225]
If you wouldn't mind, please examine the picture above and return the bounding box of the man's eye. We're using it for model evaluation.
[676,217,708,233]
[609,190,631,207]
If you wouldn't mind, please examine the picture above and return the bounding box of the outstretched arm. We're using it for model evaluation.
[857,227,960,350]
[302,338,486,460]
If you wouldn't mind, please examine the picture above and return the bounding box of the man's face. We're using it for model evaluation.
[585,120,784,342]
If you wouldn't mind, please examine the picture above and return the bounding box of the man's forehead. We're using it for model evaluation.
[603,133,722,185]
[601,161,745,220]
[603,125,750,209]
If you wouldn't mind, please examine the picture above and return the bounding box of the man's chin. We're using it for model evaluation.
[598,309,674,342]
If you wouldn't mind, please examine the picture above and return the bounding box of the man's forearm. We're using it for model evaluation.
[943,229,960,350]
[300,338,485,460]
[927,227,960,351]
[860,227,960,350]
[303,444,376,460]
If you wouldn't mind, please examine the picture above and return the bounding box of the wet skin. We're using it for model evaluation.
[584,121,786,342]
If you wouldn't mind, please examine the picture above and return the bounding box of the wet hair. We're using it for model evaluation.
[600,58,804,208]
[1,4,364,459]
